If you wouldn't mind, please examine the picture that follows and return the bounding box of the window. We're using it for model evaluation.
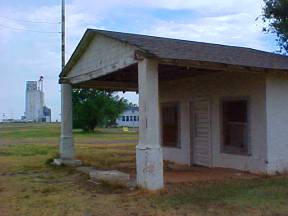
[161,103,180,148]
[130,116,133,121]
[126,116,129,122]
[134,116,137,121]
[122,116,125,121]
[222,99,249,155]
[137,116,139,121]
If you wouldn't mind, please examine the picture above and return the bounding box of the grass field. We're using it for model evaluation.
[0,123,288,216]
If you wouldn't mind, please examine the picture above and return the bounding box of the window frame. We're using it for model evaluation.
[220,97,251,156]
[160,102,181,148]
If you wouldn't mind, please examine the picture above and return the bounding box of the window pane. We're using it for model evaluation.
[126,116,129,122]
[134,116,137,121]
[162,103,179,147]
[222,100,248,154]
[223,100,247,122]
[122,116,125,121]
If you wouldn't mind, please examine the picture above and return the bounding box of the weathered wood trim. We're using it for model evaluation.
[67,57,137,84]
[59,77,70,84]
[135,50,158,60]
[159,58,288,74]
[72,81,138,91]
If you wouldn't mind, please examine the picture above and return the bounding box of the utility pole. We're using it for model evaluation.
[61,0,65,69]
[59,0,75,161]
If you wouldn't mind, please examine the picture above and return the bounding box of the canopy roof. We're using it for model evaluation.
[61,29,288,78]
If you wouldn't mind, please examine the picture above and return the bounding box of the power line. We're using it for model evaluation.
[0,24,61,34]
[0,15,61,24]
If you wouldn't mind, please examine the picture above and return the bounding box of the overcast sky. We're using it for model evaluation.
[0,0,278,121]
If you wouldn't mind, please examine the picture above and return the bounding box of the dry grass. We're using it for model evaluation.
[0,123,288,216]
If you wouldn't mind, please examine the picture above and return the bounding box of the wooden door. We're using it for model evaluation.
[190,98,211,167]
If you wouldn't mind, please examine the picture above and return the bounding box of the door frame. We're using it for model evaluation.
[189,96,212,167]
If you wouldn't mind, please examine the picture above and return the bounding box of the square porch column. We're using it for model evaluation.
[136,58,164,190]
[60,83,75,160]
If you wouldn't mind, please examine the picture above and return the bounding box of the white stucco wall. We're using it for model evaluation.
[160,71,267,173]
[265,74,288,173]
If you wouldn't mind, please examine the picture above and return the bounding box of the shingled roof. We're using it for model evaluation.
[61,29,288,77]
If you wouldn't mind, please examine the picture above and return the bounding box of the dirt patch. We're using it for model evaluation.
[164,166,257,184]
[0,207,10,216]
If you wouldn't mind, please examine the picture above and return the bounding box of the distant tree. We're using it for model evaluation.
[128,102,138,108]
[262,0,288,54]
[72,88,128,132]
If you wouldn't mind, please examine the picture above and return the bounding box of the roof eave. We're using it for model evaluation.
[159,58,288,74]
[59,29,288,84]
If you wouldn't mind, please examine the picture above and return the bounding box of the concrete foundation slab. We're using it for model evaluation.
[76,166,95,175]
[89,170,130,185]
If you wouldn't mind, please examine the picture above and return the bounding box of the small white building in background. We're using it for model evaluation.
[24,78,51,123]
[116,107,139,127]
